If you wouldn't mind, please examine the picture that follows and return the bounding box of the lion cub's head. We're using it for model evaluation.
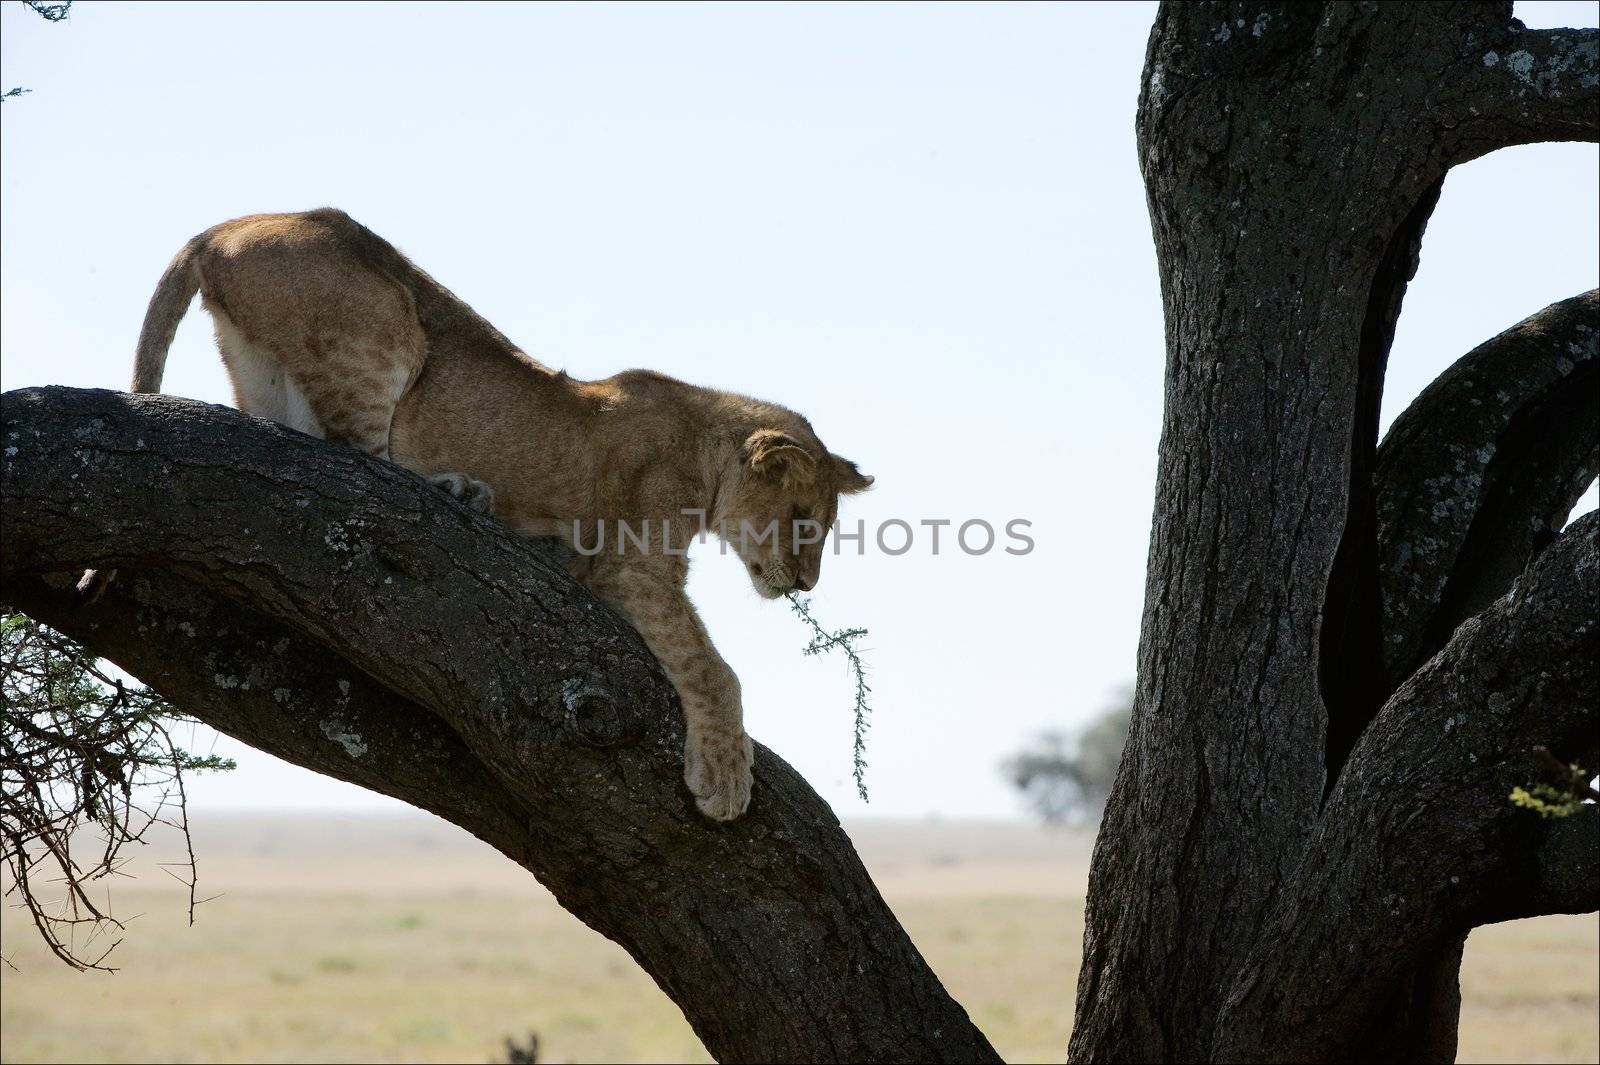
[716,426,873,599]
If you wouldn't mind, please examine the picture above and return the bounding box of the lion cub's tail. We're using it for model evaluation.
[131,238,202,393]
[83,237,204,606]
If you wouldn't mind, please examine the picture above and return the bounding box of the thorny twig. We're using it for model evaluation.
[786,594,873,801]
[0,611,232,970]
[2,2,73,103]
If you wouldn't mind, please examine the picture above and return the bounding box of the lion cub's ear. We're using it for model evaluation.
[744,429,818,488]
[831,456,875,495]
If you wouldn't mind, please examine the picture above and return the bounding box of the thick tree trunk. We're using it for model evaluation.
[0,387,1000,1065]
[1072,4,1598,1063]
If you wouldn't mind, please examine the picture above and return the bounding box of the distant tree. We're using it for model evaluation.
[1004,691,1131,824]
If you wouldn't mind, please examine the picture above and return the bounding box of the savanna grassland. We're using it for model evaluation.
[1,816,1594,1064]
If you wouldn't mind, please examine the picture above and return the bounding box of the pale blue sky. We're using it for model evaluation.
[3,1,1595,817]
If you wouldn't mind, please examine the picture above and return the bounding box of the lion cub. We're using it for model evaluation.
[122,209,872,821]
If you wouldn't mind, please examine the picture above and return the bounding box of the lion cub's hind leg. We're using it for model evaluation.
[208,296,423,463]
[294,352,418,462]
[210,306,327,441]
[208,304,492,514]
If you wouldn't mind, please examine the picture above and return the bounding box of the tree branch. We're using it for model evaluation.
[1215,512,1600,1063]
[0,386,999,1065]
[1491,801,1600,923]
[1439,22,1600,163]
[1375,290,1598,690]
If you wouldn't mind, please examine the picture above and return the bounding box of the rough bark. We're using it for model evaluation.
[1072,4,1599,1063]
[1438,22,1600,163]
[1216,513,1600,1063]
[0,386,1000,1065]
[1375,290,1599,689]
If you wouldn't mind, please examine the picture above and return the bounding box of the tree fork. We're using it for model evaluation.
[1073,4,1598,1062]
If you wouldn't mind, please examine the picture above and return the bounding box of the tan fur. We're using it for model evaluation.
[128,208,872,821]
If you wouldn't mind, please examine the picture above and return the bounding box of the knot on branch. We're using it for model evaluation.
[561,677,643,749]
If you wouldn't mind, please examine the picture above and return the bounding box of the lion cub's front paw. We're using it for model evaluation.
[428,472,496,515]
[684,728,754,821]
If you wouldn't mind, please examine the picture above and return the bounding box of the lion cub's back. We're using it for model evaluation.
[195,209,425,369]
